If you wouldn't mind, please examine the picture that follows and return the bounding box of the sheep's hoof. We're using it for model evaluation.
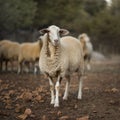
[54,103,59,107]
[63,96,68,100]
[78,96,82,100]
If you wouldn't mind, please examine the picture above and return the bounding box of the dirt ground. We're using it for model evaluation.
[0,55,120,120]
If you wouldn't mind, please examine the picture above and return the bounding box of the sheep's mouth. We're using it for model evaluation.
[53,41,59,46]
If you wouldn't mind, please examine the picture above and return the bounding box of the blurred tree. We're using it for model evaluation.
[33,0,106,32]
[83,0,106,16]
[0,0,120,53]
[89,10,120,53]
[111,0,120,15]
[0,0,37,31]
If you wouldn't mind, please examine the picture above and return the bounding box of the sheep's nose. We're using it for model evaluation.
[54,39,58,43]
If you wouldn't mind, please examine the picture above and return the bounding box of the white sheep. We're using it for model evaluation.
[78,33,93,70]
[18,40,42,74]
[39,25,84,107]
[0,40,20,72]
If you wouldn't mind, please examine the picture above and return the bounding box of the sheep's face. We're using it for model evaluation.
[40,25,69,46]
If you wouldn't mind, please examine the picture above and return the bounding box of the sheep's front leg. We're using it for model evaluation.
[17,62,22,74]
[54,76,61,107]
[48,77,55,104]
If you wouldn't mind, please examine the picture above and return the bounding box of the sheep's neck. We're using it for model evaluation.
[42,35,61,77]
[48,42,60,58]
[44,38,60,59]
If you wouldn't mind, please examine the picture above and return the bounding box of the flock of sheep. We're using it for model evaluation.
[0,25,93,107]
[0,39,42,74]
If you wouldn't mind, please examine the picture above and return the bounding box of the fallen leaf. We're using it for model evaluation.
[19,91,33,101]
[83,87,89,90]
[36,86,44,93]
[8,90,15,95]
[109,100,119,105]
[93,110,97,113]
[76,116,89,120]
[24,108,32,115]
[18,114,27,120]
[35,95,42,102]
[2,84,9,89]
[4,94,10,99]
[15,104,23,113]
[5,104,13,110]
[32,90,39,97]
[0,110,9,116]
[59,115,69,120]
[18,108,32,120]
[104,89,111,93]
[42,115,48,120]
[111,88,119,93]
[0,79,3,83]
[57,111,62,116]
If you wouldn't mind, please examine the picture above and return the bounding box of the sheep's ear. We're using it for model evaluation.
[59,29,69,36]
[39,29,49,35]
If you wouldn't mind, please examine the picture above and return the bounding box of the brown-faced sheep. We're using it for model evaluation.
[78,33,93,70]
[39,25,84,107]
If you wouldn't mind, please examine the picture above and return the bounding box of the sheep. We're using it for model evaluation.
[39,25,84,107]
[18,40,42,74]
[0,40,20,72]
[78,33,93,70]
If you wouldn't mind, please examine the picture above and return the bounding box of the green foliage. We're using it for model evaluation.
[82,0,106,15]
[0,0,120,53]
[0,0,37,31]
[34,0,106,29]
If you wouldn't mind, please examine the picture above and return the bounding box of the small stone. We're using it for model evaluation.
[76,116,89,120]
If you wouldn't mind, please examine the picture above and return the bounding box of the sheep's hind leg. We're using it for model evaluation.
[63,75,70,100]
[5,60,8,72]
[87,63,91,70]
[86,56,91,70]
[49,77,55,105]
[78,75,83,100]
[0,60,2,72]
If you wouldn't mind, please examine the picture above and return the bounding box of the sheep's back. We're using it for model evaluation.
[7,42,20,59]
[0,40,20,60]
[60,36,83,72]
[20,42,40,61]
